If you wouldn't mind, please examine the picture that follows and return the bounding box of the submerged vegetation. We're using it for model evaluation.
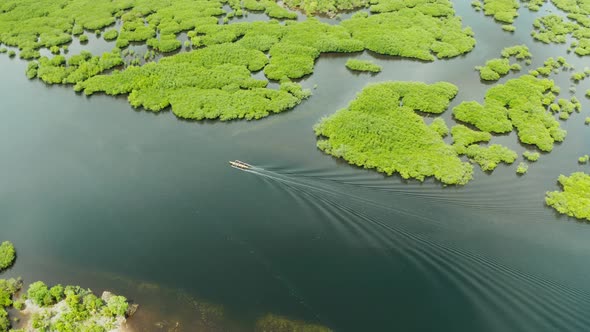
[546,172,590,221]
[345,59,381,73]
[256,314,333,332]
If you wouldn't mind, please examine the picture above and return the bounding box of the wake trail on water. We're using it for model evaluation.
[249,165,548,216]
[238,165,590,331]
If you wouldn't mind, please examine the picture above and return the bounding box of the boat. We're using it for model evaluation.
[229,160,251,169]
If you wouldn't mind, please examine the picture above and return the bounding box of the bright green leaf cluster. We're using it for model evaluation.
[26,281,130,331]
[0,242,15,272]
[453,75,566,151]
[502,24,516,31]
[345,59,382,73]
[0,278,22,331]
[314,82,474,185]
[501,44,532,59]
[464,144,517,171]
[521,0,545,11]
[516,162,528,174]
[283,0,367,15]
[31,49,123,85]
[481,0,520,23]
[76,44,310,120]
[523,151,540,161]
[451,125,492,154]
[430,118,450,137]
[546,172,590,221]
[103,29,118,41]
[476,58,511,80]
[341,8,475,61]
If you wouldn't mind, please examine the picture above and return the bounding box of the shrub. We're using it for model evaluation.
[516,162,529,174]
[345,59,381,73]
[546,172,590,221]
[523,151,540,161]
[0,242,15,271]
[103,30,118,41]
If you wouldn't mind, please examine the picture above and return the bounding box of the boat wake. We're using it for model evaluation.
[233,164,590,331]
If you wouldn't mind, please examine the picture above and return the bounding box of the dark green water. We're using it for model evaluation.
[1,1,590,331]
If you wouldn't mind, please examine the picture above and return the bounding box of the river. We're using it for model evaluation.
[1,1,590,331]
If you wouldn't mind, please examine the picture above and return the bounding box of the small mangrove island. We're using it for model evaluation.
[546,172,590,221]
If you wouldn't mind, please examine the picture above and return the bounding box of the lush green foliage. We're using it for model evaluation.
[345,59,382,73]
[501,44,532,59]
[450,125,491,153]
[76,44,310,120]
[31,49,123,85]
[341,7,475,61]
[521,0,545,11]
[579,155,590,164]
[464,144,517,171]
[516,162,529,174]
[531,10,590,56]
[450,125,515,172]
[283,0,366,15]
[430,118,449,137]
[479,0,520,23]
[0,242,15,272]
[571,71,588,82]
[24,281,130,331]
[502,24,516,31]
[0,278,21,332]
[472,1,483,11]
[314,82,474,185]
[453,75,566,151]
[546,172,590,221]
[1,0,476,123]
[523,151,540,161]
[585,117,590,124]
[476,45,531,81]
[147,34,182,53]
[551,0,590,15]
[103,29,118,41]
[476,58,511,80]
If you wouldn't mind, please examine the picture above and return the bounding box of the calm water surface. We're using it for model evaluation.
[1,1,590,331]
